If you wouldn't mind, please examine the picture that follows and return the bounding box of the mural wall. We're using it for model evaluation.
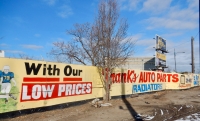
[0,57,199,114]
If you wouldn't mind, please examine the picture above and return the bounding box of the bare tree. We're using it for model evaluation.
[18,54,35,60]
[50,0,135,101]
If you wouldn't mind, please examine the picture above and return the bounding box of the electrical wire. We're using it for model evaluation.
[167,31,200,52]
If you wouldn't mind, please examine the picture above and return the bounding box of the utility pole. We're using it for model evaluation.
[191,36,195,73]
[174,48,176,72]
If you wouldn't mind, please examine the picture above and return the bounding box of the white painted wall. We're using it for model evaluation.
[0,50,5,57]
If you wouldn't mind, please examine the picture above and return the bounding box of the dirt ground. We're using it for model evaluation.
[1,87,200,121]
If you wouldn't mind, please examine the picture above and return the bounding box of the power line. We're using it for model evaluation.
[194,31,199,38]
[167,31,200,52]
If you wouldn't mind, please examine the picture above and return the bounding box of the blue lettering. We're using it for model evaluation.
[159,84,162,90]
[155,84,158,90]
[147,84,151,91]
[141,84,146,92]
[133,85,137,93]
[138,85,141,92]
[132,83,163,93]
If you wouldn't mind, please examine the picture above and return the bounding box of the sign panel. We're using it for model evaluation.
[155,52,166,67]
[156,52,166,61]
[0,58,96,113]
[156,35,166,51]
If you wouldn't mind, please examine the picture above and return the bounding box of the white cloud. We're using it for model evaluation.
[129,34,142,42]
[21,45,43,50]
[14,38,19,40]
[140,0,172,14]
[6,50,24,54]
[168,7,199,21]
[145,17,197,30]
[187,0,199,9]
[0,43,10,49]
[122,34,142,45]
[56,38,66,41]
[57,5,73,18]
[134,38,155,57]
[143,1,199,30]
[136,39,154,46]
[120,0,142,11]
[161,32,183,38]
[43,0,57,6]
[34,34,41,37]
[0,43,8,47]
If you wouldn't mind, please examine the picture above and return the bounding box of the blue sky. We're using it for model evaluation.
[0,0,199,72]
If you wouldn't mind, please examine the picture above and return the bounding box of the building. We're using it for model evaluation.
[0,50,5,57]
[119,57,156,71]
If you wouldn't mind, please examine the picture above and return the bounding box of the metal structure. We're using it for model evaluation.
[154,35,168,71]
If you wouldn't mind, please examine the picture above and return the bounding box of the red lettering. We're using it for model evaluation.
[167,74,172,82]
[163,74,166,82]
[121,73,127,83]
[143,72,147,83]
[151,72,155,82]
[20,82,92,102]
[157,73,161,82]
[109,70,138,83]
[172,74,179,82]
[147,72,151,82]
[160,74,163,82]
[115,73,121,83]
[127,70,134,83]
[139,72,143,83]
[110,73,115,83]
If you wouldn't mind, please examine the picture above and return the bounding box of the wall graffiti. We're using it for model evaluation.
[0,65,18,113]
[179,74,193,88]
[193,75,199,86]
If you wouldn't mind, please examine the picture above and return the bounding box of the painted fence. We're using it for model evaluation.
[0,57,199,114]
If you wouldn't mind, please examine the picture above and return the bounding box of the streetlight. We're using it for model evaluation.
[174,48,185,72]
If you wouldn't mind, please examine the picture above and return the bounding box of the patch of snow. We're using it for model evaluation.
[178,107,182,111]
[138,114,154,120]
[91,98,99,104]
[160,109,163,115]
[186,105,190,108]
[186,104,193,108]
[134,114,142,120]
[175,112,200,121]
[100,103,112,107]
[144,115,155,120]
